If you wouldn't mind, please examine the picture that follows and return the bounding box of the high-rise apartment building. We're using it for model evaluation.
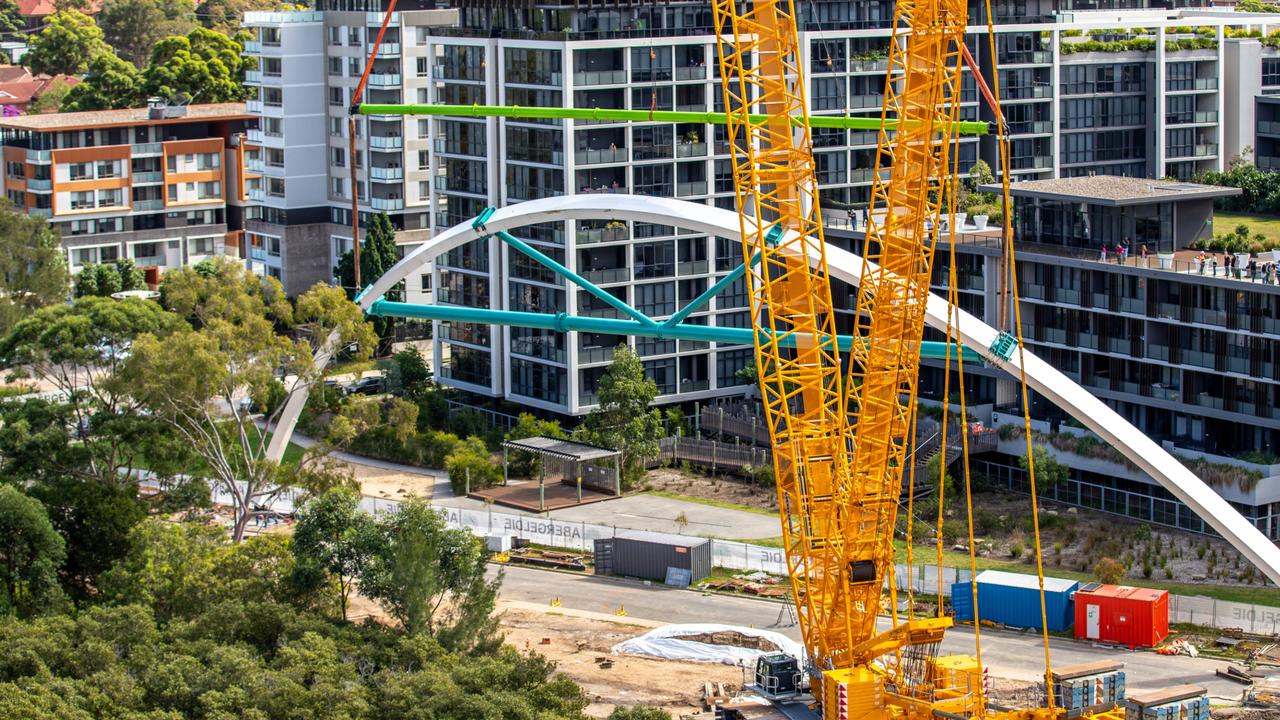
[241,0,1280,417]
[0,102,255,280]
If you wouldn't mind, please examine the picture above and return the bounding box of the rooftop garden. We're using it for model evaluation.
[1059,26,1222,54]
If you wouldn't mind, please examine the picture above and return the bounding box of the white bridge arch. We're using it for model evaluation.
[268,194,1280,585]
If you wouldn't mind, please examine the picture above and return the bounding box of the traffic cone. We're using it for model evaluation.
[550,597,561,607]
[615,605,627,617]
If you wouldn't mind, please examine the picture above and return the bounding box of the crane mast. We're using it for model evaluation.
[711,0,974,716]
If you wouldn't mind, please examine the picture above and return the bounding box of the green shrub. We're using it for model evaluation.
[446,436,501,495]
[421,430,463,467]
[1010,542,1024,559]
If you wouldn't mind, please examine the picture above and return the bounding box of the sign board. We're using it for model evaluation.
[665,567,693,588]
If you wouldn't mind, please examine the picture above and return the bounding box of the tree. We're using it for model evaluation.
[25,76,73,114]
[0,200,68,339]
[392,346,432,397]
[444,435,501,494]
[141,27,251,104]
[1019,446,1069,496]
[505,412,565,478]
[1093,556,1127,584]
[0,0,24,39]
[335,213,399,294]
[0,486,65,617]
[59,53,142,112]
[195,0,275,34]
[98,0,194,67]
[0,296,183,487]
[925,452,956,498]
[609,708,673,720]
[23,11,109,77]
[27,477,144,600]
[573,345,664,488]
[291,486,380,621]
[359,498,501,651]
[123,259,376,541]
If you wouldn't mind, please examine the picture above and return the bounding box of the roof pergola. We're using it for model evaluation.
[499,435,623,510]
[501,435,622,463]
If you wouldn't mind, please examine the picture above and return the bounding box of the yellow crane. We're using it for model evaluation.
[710,0,1009,717]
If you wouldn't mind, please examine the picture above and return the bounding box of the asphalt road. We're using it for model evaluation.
[495,565,1248,702]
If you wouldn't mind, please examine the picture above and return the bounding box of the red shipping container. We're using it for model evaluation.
[1073,584,1169,648]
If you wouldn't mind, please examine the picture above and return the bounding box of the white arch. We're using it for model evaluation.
[271,194,1280,585]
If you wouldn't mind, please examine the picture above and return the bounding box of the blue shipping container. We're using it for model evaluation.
[950,570,1079,632]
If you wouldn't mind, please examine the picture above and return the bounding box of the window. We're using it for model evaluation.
[332,177,345,197]
[5,160,23,178]
[5,189,22,204]
[266,148,284,167]
[347,27,360,45]
[329,87,344,106]
[416,57,430,77]
[95,160,118,178]
[197,152,220,170]
[262,57,282,77]
[417,118,429,137]
[263,87,282,107]
[329,117,343,137]
[329,25,342,46]
[717,348,753,387]
[418,180,429,199]
[1266,59,1280,87]
[416,26,430,45]
[197,181,221,199]
[133,242,161,260]
[166,184,177,201]
[635,282,676,316]
[191,236,215,255]
[420,273,431,291]
[332,147,345,167]
[166,155,177,173]
[268,177,285,197]
[97,188,123,207]
[70,190,93,209]
[68,162,89,180]
[417,150,429,170]
[264,117,282,137]
[260,27,280,46]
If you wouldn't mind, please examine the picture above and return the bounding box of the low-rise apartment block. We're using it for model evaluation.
[0,101,256,282]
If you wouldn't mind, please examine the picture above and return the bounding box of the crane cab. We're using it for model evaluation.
[754,652,804,699]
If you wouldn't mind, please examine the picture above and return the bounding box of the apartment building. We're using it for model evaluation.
[242,0,1280,418]
[863,175,1280,540]
[0,101,256,280]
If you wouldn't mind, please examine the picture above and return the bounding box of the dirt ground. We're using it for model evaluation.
[643,467,778,513]
[346,459,436,501]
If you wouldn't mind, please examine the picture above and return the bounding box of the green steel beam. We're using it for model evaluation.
[358,103,990,135]
[662,252,759,329]
[491,228,657,328]
[369,299,979,362]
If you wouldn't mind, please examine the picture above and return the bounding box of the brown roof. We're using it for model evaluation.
[0,102,251,131]
[0,75,79,107]
[978,176,1241,206]
[0,67,31,84]
[16,0,101,16]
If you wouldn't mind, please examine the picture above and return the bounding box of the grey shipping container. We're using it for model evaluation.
[594,537,713,583]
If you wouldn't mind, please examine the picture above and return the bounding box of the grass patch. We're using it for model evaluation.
[894,540,1280,606]
[727,536,785,548]
[643,490,777,516]
[1213,212,1280,243]
[324,358,377,378]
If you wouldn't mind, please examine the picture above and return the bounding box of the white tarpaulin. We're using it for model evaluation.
[612,623,804,666]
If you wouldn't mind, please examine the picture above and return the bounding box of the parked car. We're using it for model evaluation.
[346,376,386,396]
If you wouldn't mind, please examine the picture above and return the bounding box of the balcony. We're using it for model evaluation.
[371,197,404,211]
[676,142,708,158]
[1260,155,1280,171]
[377,42,400,57]
[133,171,163,184]
[850,57,889,73]
[29,207,50,218]
[576,226,628,244]
[674,66,706,81]
[368,72,401,88]
[1259,120,1280,137]
[370,166,404,181]
[26,149,49,163]
[1009,120,1052,135]
[243,40,261,53]
[575,147,627,165]
[248,187,266,201]
[369,135,403,151]
[1001,50,1052,65]
[365,11,398,24]
[677,181,707,196]
[578,345,616,365]
[244,70,262,84]
[434,175,486,195]
[849,93,885,109]
[1011,155,1052,170]
[132,142,162,156]
[246,100,263,113]
[25,178,50,191]
[573,69,626,86]
[1194,143,1218,157]
[246,128,264,143]
[581,267,628,284]
[1167,111,1219,126]
[134,199,164,211]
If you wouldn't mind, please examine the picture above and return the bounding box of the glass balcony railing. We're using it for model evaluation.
[369,135,403,150]
[575,147,628,165]
[674,66,706,81]
[576,226,628,244]
[677,181,707,196]
[370,166,403,181]
[133,171,163,183]
[244,70,262,83]
[573,69,626,86]
[243,40,261,53]
[581,267,628,284]
[676,142,708,158]
[370,197,404,211]
[134,199,164,211]
[25,178,50,191]
[367,73,401,88]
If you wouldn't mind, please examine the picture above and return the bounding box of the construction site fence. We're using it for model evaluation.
[422,501,1280,635]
